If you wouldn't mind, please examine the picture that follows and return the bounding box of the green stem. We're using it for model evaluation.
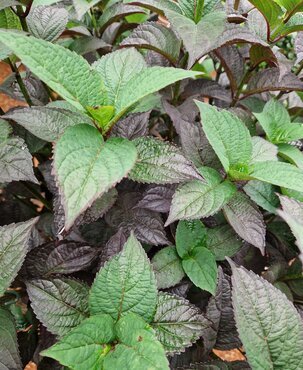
[8,58,33,106]
[230,68,253,107]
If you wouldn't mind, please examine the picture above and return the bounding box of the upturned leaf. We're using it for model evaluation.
[230,262,303,370]
[41,314,115,370]
[0,218,37,296]
[129,137,202,184]
[26,278,89,336]
[166,167,236,225]
[53,124,137,230]
[0,31,106,111]
[152,293,210,354]
[89,233,157,322]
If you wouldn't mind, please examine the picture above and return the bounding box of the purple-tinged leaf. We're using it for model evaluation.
[110,111,150,139]
[136,185,175,213]
[98,229,128,268]
[182,79,232,103]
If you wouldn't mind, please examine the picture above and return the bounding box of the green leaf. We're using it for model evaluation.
[254,99,303,143]
[223,192,266,253]
[166,166,236,225]
[195,102,252,172]
[126,0,182,15]
[250,136,278,163]
[176,219,207,258]
[26,278,89,336]
[0,137,38,184]
[72,0,105,20]
[86,105,115,132]
[120,21,181,64]
[230,262,303,370]
[250,161,303,192]
[152,292,209,354]
[275,0,303,13]
[0,308,22,369]
[104,313,169,370]
[165,10,226,67]
[54,124,137,230]
[278,143,303,169]
[0,218,37,296]
[129,137,202,184]
[182,246,218,294]
[151,246,185,289]
[244,180,280,214]
[41,314,115,370]
[178,0,204,23]
[4,106,93,142]
[247,0,283,30]
[0,7,21,29]
[0,118,12,143]
[206,225,242,261]
[0,31,106,111]
[89,233,157,322]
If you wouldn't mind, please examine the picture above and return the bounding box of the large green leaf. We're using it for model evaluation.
[0,31,105,111]
[195,102,252,173]
[41,314,115,370]
[247,0,283,30]
[230,262,303,370]
[151,246,185,289]
[176,219,207,258]
[166,167,236,225]
[89,233,157,322]
[152,293,209,354]
[54,124,137,230]
[0,308,22,370]
[103,313,169,370]
[244,180,280,213]
[26,278,89,336]
[0,218,37,296]
[250,161,303,192]
[129,137,202,184]
[275,0,303,14]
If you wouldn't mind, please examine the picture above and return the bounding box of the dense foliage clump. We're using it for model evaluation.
[1,0,303,369]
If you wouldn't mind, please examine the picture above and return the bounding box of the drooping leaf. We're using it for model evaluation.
[0,308,22,370]
[152,246,185,289]
[0,218,37,296]
[103,313,169,370]
[223,192,266,253]
[27,5,68,42]
[120,21,181,63]
[41,314,115,370]
[152,292,209,354]
[195,101,252,172]
[0,137,38,184]
[129,137,202,184]
[166,166,236,225]
[26,278,89,336]
[4,106,93,142]
[89,233,157,322]
[0,31,106,111]
[53,124,137,230]
[230,261,303,370]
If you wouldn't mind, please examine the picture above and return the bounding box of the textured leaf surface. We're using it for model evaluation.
[231,262,303,370]
[278,143,303,169]
[223,192,266,253]
[89,233,157,322]
[196,102,252,172]
[0,137,38,184]
[27,5,68,42]
[247,0,283,29]
[0,119,12,143]
[136,185,174,213]
[166,167,236,225]
[152,293,209,354]
[0,218,37,295]
[26,278,89,336]
[0,7,21,29]
[110,112,150,140]
[0,31,105,111]
[250,136,278,163]
[4,106,92,142]
[41,314,115,370]
[129,137,202,184]
[54,124,137,230]
[176,219,207,258]
[0,308,22,370]
[244,180,279,213]
[152,246,184,289]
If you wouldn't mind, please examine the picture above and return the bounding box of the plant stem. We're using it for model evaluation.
[16,5,29,31]
[283,0,303,24]
[8,58,33,106]
[230,68,253,107]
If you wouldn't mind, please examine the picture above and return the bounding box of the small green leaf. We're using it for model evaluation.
[0,7,21,29]
[195,101,252,172]
[166,166,236,225]
[41,314,115,370]
[178,0,204,23]
[54,124,137,230]
[89,233,157,322]
[230,262,303,370]
[152,246,185,289]
[0,218,37,296]
[129,137,202,184]
[176,219,207,258]
[152,292,210,354]
[86,105,115,131]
